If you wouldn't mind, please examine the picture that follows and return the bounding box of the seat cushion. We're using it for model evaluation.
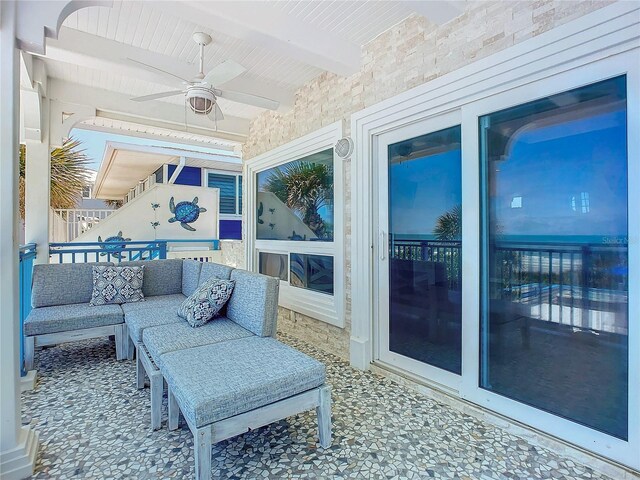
[198,262,233,284]
[24,303,124,336]
[226,269,279,337]
[119,259,183,297]
[162,337,326,428]
[120,293,186,314]
[182,260,203,296]
[143,318,253,371]
[125,308,183,343]
[31,262,113,308]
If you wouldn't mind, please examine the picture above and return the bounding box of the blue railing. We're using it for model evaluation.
[19,243,37,376]
[48,239,220,263]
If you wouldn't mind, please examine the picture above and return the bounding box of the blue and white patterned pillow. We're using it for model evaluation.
[90,265,145,306]
[177,276,235,328]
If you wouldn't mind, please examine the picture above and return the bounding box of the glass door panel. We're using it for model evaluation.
[386,125,463,375]
[479,76,628,439]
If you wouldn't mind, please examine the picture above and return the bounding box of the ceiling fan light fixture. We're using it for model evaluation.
[186,87,215,115]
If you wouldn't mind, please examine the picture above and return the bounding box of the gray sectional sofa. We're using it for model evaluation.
[25,259,332,480]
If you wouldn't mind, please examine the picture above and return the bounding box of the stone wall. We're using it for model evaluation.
[243,0,612,361]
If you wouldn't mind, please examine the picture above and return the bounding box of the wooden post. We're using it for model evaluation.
[168,388,179,431]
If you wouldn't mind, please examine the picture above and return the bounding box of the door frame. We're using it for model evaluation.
[350,2,639,469]
[374,110,463,393]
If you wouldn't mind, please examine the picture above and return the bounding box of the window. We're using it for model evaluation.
[480,76,628,440]
[259,252,288,281]
[207,172,241,216]
[82,185,92,199]
[256,149,333,241]
[246,122,344,327]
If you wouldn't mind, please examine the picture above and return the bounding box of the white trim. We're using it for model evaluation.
[350,2,639,470]
[245,121,344,327]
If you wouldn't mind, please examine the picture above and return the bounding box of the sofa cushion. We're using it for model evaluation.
[198,262,233,284]
[119,259,183,297]
[177,277,235,328]
[162,337,326,428]
[90,265,145,306]
[143,318,253,371]
[120,293,186,314]
[31,262,113,308]
[24,303,123,336]
[182,260,202,296]
[226,269,279,337]
[125,308,183,343]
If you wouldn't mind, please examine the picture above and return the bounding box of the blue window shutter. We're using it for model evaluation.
[208,173,237,214]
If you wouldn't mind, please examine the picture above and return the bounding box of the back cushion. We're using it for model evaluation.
[226,269,279,337]
[198,262,233,284]
[32,262,113,308]
[119,259,183,297]
[182,260,203,296]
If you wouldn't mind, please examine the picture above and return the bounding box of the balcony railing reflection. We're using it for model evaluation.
[389,237,628,335]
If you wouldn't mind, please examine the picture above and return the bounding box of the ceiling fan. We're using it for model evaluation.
[128,32,279,122]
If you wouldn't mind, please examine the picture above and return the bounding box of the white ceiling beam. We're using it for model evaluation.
[400,1,465,25]
[43,27,295,110]
[154,1,362,76]
[47,78,248,142]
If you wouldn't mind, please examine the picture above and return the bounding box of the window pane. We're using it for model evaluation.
[256,149,334,241]
[388,126,462,374]
[480,76,628,439]
[259,252,288,281]
[208,173,237,214]
[289,253,334,295]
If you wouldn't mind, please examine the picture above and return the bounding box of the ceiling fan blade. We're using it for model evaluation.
[216,89,279,110]
[126,57,192,84]
[208,103,225,122]
[130,90,184,102]
[202,60,246,87]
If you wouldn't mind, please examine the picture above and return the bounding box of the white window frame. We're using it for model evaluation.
[350,2,639,469]
[203,169,242,219]
[245,121,344,327]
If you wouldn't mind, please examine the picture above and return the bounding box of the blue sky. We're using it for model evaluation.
[71,128,231,171]
[493,109,627,237]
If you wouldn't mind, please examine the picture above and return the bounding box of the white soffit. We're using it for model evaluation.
[94,141,241,199]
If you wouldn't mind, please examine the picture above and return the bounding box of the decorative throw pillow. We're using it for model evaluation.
[90,265,145,306]
[177,277,235,328]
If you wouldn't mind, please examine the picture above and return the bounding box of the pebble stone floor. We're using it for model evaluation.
[22,333,614,480]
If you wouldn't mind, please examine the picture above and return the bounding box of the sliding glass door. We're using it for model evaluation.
[479,76,629,439]
[377,112,463,388]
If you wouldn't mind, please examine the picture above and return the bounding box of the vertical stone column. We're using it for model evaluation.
[25,98,50,264]
[0,2,39,478]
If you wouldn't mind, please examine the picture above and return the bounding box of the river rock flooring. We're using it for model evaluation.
[23,333,613,479]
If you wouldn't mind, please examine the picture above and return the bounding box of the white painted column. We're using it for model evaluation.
[0,2,39,478]
[25,98,50,264]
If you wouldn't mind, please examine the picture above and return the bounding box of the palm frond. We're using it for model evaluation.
[434,204,462,240]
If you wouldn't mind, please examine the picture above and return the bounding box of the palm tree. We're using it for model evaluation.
[434,204,462,240]
[263,161,333,238]
[19,138,91,219]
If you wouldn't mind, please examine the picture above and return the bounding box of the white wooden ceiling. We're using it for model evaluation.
[37,1,464,143]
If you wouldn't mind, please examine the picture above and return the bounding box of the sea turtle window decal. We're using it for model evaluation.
[168,196,207,232]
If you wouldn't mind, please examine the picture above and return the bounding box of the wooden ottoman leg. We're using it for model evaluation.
[195,426,212,480]
[168,388,179,431]
[136,346,145,389]
[114,324,126,361]
[24,336,35,372]
[316,385,332,448]
[150,372,163,430]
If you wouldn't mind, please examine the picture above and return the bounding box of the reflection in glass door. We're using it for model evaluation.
[384,125,462,375]
[479,76,628,439]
